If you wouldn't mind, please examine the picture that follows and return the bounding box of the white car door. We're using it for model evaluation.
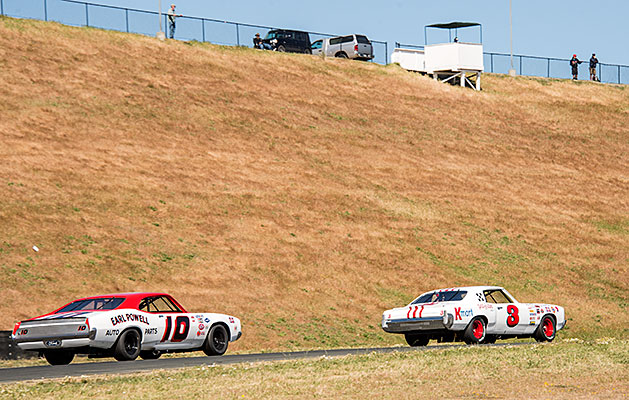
[484,289,528,335]
[139,296,197,350]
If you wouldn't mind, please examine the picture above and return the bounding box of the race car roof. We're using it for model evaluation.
[428,286,504,293]
[29,292,187,320]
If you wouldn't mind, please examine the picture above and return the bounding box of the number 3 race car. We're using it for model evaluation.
[382,286,565,346]
[11,292,242,365]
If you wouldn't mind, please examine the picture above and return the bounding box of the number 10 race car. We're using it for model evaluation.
[11,292,242,365]
[382,286,565,346]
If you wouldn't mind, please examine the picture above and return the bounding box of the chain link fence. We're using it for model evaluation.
[0,0,388,64]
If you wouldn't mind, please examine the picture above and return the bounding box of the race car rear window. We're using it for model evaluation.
[55,297,124,313]
[411,291,467,304]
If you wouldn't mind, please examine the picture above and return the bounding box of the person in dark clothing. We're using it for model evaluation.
[570,54,582,80]
[589,53,599,81]
[253,33,263,49]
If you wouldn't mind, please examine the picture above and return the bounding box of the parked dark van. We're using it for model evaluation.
[263,29,311,54]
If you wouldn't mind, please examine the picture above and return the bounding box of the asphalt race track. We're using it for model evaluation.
[0,343,530,383]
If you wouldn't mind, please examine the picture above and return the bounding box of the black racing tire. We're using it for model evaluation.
[463,317,486,345]
[535,315,556,342]
[113,329,141,361]
[43,351,74,365]
[404,333,429,347]
[139,350,162,360]
[203,324,229,356]
[277,45,286,52]
[303,48,311,54]
[335,52,348,59]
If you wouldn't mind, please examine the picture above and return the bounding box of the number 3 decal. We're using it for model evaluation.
[506,305,519,327]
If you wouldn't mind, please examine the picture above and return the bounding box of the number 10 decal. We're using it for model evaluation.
[160,316,190,342]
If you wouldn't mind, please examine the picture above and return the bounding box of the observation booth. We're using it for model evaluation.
[391,22,484,90]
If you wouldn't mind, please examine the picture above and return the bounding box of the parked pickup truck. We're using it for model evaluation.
[312,34,373,60]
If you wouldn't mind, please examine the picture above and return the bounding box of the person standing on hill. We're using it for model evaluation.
[589,53,599,81]
[168,4,182,39]
[570,54,582,80]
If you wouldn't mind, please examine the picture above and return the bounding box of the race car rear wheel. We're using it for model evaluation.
[113,329,141,361]
[44,350,74,365]
[535,315,556,342]
[203,324,229,356]
[464,317,486,344]
[139,350,162,360]
[404,333,429,347]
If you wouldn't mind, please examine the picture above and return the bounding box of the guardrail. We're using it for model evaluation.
[0,0,388,64]
[395,42,628,85]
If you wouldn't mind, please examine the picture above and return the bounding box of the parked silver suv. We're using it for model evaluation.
[311,34,374,60]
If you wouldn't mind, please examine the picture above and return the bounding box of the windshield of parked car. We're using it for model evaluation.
[264,32,277,40]
[55,297,125,313]
[356,35,370,44]
[411,291,467,305]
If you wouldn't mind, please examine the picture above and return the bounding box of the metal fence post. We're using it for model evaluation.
[519,55,522,75]
[1,0,4,16]
[236,23,240,46]
[619,65,621,84]
[490,53,494,73]
[85,3,89,26]
[385,42,388,64]
[547,58,550,77]
[44,0,48,21]
[202,19,205,42]
[125,9,129,32]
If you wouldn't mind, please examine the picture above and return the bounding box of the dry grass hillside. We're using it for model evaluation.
[0,17,627,351]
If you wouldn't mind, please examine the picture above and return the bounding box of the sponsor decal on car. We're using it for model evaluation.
[229,317,235,324]
[45,340,62,347]
[145,328,158,335]
[204,318,210,323]
[105,329,120,336]
[111,314,150,326]
[454,307,473,320]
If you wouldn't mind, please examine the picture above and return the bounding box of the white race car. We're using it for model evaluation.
[11,292,242,365]
[382,286,565,346]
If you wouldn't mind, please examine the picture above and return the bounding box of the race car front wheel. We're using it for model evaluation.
[535,315,556,342]
[44,350,74,365]
[203,324,229,356]
[464,317,486,344]
[113,329,141,361]
[405,333,429,347]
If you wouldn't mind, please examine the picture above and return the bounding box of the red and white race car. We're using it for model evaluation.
[381,286,565,346]
[11,292,242,365]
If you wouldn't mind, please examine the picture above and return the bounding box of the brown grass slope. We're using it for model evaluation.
[0,17,627,351]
